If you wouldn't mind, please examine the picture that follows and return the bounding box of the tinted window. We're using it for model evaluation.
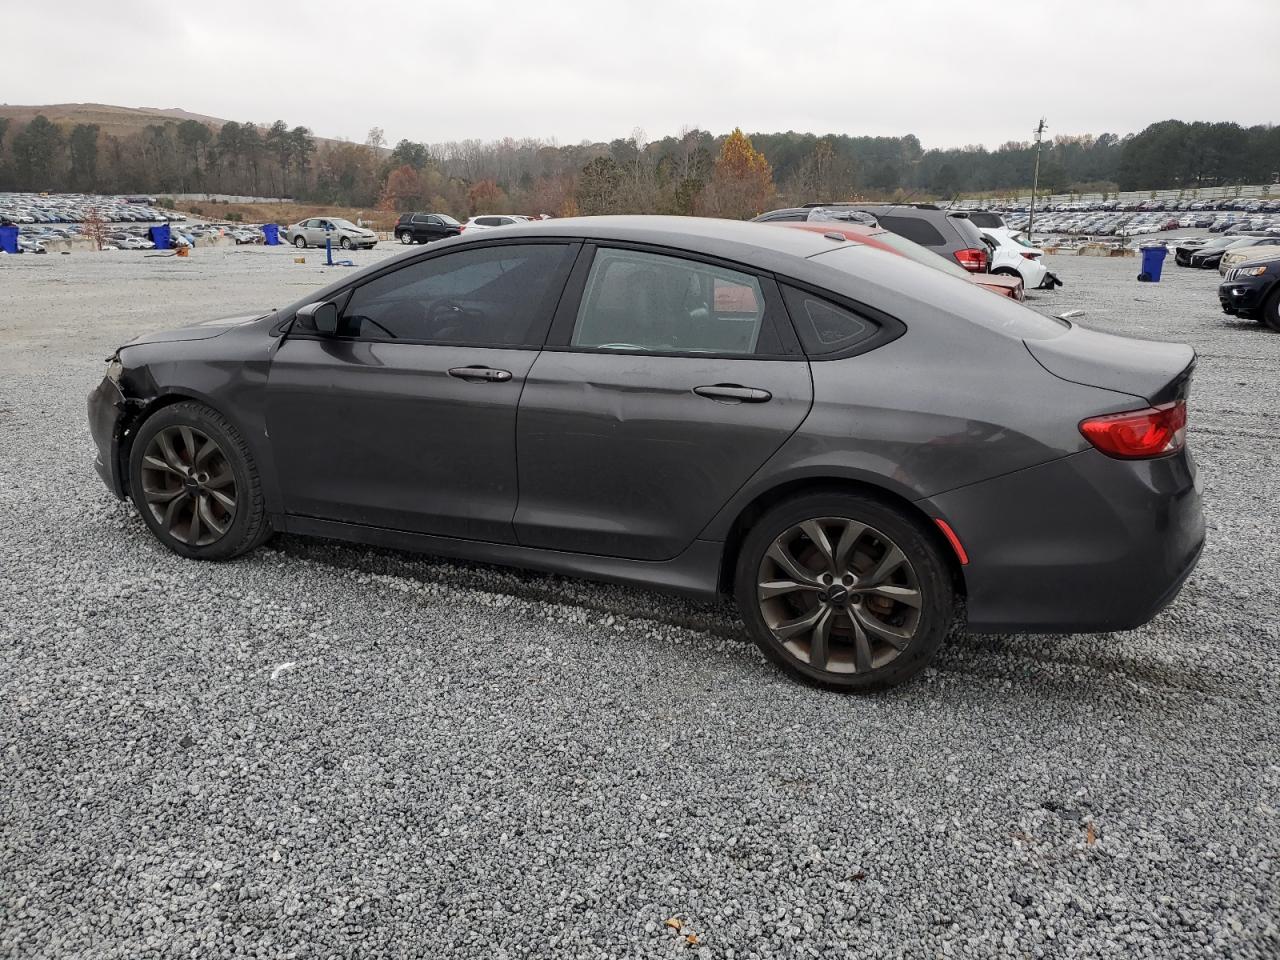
[780,286,877,355]
[966,212,1005,229]
[476,217,500,227]
[341,244,572,345]
[411,214,430,223]
[876,215,946,246]
[439,215,461,226]
[572,248,766,355]
[425,216,442,225]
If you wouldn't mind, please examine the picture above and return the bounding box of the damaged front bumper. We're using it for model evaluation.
[87,374,134,499]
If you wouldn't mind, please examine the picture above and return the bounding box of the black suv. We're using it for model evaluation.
[1219,251,1280,330]
[755,203,992,273]
[395,213,462,245]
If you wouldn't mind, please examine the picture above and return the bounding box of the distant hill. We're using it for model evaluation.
[0,102,362,150]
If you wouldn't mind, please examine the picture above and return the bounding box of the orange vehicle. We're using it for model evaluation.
[777,221,1025,301]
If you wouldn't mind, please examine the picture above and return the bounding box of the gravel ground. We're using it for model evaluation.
[1,243,1278,959]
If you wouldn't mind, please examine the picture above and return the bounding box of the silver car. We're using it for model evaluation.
[286,218,378,251]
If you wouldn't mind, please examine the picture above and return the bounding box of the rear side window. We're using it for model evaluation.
[876,215,946,247]
[966,212,1004,229]
[780,286,878,355]
[571,248,767,355]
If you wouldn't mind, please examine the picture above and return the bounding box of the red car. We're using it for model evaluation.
[777,222,1026,301]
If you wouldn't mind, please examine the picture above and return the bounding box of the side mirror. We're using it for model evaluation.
[296,301,339,335]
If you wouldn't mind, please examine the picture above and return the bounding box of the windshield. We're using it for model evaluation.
[331,219,357,229]
[865,230,973,280]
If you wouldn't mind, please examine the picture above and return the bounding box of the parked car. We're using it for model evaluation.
[1173,237,1221,266]
[777,221,1025,300]
[1191,236,1268,269]
[461,215,528,231]
[1219,251,1280,330]
[756,203,992,274]
[1217,237,1280,274]
[980,230,1061,290]
[395,212,463,244]
[88,216,1203,692]
[286,218,378,250]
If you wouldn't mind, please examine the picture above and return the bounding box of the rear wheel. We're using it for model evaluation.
[735,493,953,691]
[399,231,413,244]
[128,401,270,561]
[293,235,306,249]
[992,267,1020,277]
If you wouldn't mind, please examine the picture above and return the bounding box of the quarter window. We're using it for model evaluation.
[571,248,766,355]
[780,286,879,356]
[340,244,573,345]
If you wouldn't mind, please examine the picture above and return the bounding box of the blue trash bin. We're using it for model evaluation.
[148,224,171,250]
[0,225,19,254]
[1139,245,1167,282]
[262,223,280,246]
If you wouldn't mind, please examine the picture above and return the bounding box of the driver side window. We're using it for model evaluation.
[340,244,574,346]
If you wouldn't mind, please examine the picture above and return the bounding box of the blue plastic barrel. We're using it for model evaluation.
[0,226,18,254]
[148,224,171,250]
[1139,245,1167,282]
[262,223,280,245]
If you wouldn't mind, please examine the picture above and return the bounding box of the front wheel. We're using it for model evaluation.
[1264,289,1280,333]
[293,235,306,249]
[340,236,352,250]
[734,492,953,691]
[128,401,270,561]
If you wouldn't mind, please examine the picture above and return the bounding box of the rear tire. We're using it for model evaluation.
[399,231,413,244]
[734,492,953,692]
[128,401,271,561]
[992,267,1020,277]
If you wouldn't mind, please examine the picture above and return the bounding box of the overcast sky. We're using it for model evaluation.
[6,0,1277,148]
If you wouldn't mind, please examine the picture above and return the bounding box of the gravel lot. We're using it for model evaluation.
[2,242,1278,959]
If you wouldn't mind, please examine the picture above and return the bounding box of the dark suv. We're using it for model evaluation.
[395,212,462,245]
[755,203,991,273]
[1219,251,1280,330]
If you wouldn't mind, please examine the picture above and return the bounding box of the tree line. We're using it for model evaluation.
[0,114,1275,218]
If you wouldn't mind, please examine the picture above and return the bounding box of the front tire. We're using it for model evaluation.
[734,492,953,691]
[1264,289,1280,333]
[340,236,353,250]
[128,401,270,561]
[293,235,306,249]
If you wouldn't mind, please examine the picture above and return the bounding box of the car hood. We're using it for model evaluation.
[123,313,266,347]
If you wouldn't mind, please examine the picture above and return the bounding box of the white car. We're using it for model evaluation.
[462,215,529,232]
[980,229,1056,290]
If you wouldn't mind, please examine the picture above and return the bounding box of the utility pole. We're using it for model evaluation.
[1028,117,1047,245]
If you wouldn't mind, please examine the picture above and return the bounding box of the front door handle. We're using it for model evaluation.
[448,365,512,383]
[693,384,773,404]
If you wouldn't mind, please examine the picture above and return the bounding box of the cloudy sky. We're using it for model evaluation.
[6,0,1276,147]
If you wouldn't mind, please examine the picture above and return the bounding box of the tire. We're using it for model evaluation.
[991,267,1020,277]
[293,235,306,249]
[734,492,953,692]
[128,401,270,561]
[398,231,413,245]
[1264,289,1280,333]
[340,236,352,250]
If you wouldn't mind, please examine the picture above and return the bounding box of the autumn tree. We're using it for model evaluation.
[467,178,507,214]
[82,205,108,250]
[576,157,622,215]
[379,164,426,211]
[702,128,774,219]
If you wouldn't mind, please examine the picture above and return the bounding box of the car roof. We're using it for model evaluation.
[457,215,843,270]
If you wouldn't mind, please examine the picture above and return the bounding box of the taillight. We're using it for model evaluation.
[954,247,988,272]
[1021,252,1041,260]
[1079,400,1187,459]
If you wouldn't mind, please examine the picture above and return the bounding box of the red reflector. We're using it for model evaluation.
[1079,400,1187,459]
[954,247,988,272]
[934,518,969,565]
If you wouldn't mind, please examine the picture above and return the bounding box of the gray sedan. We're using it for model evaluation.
[87,217,1203,691]
[286,217,377,250]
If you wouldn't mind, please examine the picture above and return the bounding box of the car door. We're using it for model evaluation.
[513,245,814,561]
[413,213,433,240]
[266,239,579,541]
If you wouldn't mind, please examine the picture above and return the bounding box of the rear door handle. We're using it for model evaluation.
[448,365,512,383]
[693,384,772,404]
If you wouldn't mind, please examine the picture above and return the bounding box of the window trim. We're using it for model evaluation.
[284,238,581,350]
[776,280,906,361]
[544,241,803,361]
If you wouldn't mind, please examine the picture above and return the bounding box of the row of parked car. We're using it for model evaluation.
[0,192,186,225]
[959,196,1280,215]
[999,209,1280,238]
[5,220,263,253]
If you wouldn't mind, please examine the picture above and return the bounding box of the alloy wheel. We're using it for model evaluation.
[139,425,237,547]
[399,232,412,244]
[757,517,921,674]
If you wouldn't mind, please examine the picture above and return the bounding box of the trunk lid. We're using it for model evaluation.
[1024,324,1195,405]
